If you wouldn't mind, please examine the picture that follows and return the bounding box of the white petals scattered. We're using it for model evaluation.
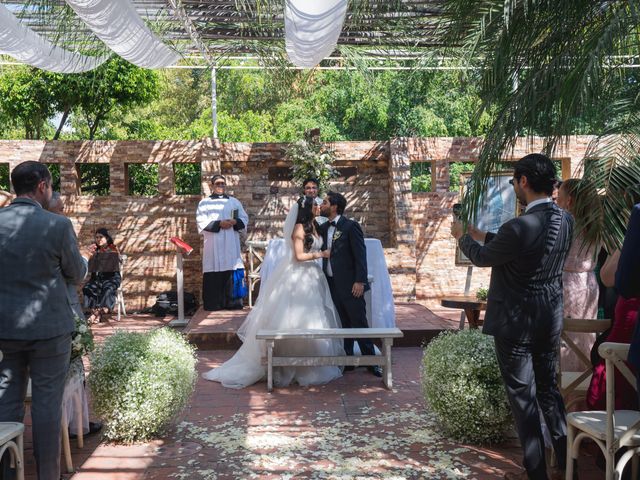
[170,405,481,479]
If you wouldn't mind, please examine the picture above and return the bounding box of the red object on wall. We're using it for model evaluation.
[170,237,194,256]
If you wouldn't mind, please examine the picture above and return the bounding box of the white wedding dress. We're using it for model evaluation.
[202,203,344,389]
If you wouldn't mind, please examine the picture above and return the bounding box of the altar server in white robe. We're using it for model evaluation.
[196,174,249,311]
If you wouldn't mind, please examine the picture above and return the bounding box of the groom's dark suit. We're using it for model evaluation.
[319,215,375,356]
[459,201,573,479]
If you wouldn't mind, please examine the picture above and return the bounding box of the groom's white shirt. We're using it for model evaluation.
[326,215,341,277]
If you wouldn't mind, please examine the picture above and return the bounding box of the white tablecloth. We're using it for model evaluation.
[260,238,396,328]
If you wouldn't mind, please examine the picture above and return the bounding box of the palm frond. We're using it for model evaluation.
[436,0,640,247]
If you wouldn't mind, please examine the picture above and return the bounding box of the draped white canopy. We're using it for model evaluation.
[284,0,347,68]
[64,0,180,69]
[0,3,107,73]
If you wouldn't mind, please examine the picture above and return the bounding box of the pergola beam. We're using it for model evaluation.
[4,0,449,59]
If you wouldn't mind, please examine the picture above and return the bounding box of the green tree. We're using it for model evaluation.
[272,100,341,141]
[76,59,159,139]
[0,66,56,139]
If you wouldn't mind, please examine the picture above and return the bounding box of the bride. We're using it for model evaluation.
[202,196,344,389]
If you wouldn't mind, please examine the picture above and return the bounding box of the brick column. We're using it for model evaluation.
[201,138,221,196]
[388,137,416,302]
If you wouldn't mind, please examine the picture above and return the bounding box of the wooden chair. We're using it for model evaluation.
[566,342,640,480]
[0,351,25,480]
[560,318,611,410]
[246,241,268,307]
[115,254,127,321]
[0,423,25,480]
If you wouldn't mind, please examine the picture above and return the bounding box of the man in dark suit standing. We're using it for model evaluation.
[616,202,640,400]
[452,154,573,480]
[319,191,381,377]
[0,162,88,480]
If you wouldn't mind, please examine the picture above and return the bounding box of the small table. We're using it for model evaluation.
[440,296,487,330]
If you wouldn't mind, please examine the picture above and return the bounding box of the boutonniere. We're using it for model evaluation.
[332,230,342,241]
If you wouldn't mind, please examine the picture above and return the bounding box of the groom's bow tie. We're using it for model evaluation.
[329,221,337,227]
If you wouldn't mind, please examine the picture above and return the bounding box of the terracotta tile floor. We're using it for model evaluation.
[15,312,603,479]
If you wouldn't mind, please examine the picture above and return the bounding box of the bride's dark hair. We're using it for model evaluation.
[296,196,315,252]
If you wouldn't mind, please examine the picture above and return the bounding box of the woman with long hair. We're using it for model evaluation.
[557,179,600,370]
[83,228,121,323]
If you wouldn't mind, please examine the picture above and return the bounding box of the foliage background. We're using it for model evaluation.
[0,64,499,143]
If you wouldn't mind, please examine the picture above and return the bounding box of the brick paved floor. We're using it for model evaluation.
[62,348,600,480]
[14,313,602,479]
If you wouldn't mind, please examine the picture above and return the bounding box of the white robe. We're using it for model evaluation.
[196,195,249,273]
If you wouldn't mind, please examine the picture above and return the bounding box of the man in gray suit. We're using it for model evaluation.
[452,154,573,480]
[0,162,88,480]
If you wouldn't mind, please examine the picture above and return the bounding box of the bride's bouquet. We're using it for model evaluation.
[71,315,95,360]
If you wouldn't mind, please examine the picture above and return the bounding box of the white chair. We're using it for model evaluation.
[115,254,127,321]
[0,351,25,480]
[566,342,640,480]
[246,241,268,307]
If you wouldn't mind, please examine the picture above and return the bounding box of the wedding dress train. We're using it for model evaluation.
[202,206,343,389]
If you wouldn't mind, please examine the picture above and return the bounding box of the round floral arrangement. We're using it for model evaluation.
[421,329,512,444]
[88,327,197,443]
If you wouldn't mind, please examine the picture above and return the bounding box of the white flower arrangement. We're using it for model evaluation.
[286,138,339,194]
[71,315,94,361]
[420,329,512,444]
[88,327,197,443]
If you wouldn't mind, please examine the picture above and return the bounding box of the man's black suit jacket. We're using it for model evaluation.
[319,216,370,299]
[459,202,574,342]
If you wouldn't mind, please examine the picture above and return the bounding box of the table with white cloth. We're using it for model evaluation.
[259,238,396,328]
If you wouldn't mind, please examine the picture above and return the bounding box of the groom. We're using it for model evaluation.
[319,191,382,377]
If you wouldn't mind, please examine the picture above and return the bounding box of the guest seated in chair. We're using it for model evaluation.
[83,228,121,323]
[586,248,640,411]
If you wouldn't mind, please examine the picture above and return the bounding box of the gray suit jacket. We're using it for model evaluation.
[0,197,88,340]
[459,202,574,342]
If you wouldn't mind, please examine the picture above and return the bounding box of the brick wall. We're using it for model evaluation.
[407,136,594,307]
[0,136,595,310]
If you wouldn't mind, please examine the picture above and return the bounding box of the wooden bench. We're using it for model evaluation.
[256,327,404,391]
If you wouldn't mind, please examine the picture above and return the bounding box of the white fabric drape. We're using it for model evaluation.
[284,0,347,68]
[0,3,107,73]
[64,0,180,69]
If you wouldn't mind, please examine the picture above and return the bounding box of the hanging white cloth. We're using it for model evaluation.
[284,0,347,68]
[64,0,180,69]
[196,195,249,273]
[0,3,107,73]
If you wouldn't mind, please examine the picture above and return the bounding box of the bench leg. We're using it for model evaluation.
[383,338,393,389]
[266,339,274,392]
